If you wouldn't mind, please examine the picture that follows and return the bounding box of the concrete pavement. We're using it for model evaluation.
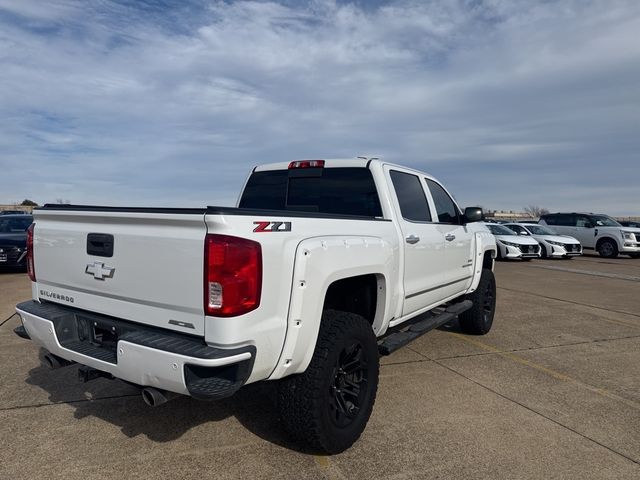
[1,256,639,479]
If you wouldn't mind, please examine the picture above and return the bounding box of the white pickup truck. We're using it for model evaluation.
[14,158,496,453]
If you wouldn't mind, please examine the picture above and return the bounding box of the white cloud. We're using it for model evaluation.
[0,0,639,215]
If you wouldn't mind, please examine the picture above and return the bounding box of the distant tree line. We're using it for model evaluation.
[523,205,549,218]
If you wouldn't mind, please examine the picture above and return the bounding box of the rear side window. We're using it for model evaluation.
[389,171,432,222]
[560,214,577,226]
[425,179,460,224]
[239,168,383,217]
[544,214,575,226]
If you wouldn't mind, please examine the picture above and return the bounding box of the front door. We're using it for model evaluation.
[424,178,474,298]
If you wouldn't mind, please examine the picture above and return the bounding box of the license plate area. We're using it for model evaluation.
[91,323,119,350]
[76,315,119,354]
[53,314,120,362]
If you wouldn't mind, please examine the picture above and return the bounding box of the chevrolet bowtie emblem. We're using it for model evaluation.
[85,261,115,280]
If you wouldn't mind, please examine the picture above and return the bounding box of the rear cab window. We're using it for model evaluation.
[239,167,383,218]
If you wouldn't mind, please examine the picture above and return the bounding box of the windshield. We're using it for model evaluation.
[589,215,621,227]
[525,224,557,235]
[0,217,32,233]
[486,224,516,236]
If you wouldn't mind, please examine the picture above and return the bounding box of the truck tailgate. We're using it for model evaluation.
[32,208,207,335]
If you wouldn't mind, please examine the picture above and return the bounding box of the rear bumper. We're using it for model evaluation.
[15,300,255,400]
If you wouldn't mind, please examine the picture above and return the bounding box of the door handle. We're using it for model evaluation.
[406,235,420,244]
[445,234,456,242]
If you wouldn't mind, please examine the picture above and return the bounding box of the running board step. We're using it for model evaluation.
[378,300,473,356]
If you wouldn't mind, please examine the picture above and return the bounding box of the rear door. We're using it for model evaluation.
[385,168,446,316]
[424,178,474,298]
[33,208,207,335]
[573,215,597,248]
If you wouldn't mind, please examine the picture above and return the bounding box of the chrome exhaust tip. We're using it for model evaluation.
[141,387,179,407]
[43,352,73,369]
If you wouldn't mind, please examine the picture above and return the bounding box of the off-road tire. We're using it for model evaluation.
[597,239,618,258]
[277,310,379,454]
[458,268,496,335]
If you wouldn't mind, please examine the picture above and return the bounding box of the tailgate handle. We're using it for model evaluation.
[87,233,114,257]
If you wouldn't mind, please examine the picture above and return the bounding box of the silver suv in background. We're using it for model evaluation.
[539,213,640,258]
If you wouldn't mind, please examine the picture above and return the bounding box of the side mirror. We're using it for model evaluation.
[463,207,483,224]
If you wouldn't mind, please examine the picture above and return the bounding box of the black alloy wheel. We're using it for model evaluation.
[277,310,379,454]
[458,268,496,335]
[598,239,618,258]
[329,341,368,428]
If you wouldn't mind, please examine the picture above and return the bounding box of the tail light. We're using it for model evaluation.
[27,223,36,281]
[288,160,325,169]
[204,234,262,317]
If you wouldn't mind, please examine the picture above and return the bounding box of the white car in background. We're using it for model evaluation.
[504,223,582,259]
[484,223,540,261]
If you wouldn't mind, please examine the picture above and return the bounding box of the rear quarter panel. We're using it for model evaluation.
[269,228,399,379]
[204,213,399,383]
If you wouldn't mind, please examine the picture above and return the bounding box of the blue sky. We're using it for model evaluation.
[0,0,638,215]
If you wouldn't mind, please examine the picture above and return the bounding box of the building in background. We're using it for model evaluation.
[0,204,35,214]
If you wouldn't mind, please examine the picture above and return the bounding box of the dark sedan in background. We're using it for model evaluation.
[0,214,33,269]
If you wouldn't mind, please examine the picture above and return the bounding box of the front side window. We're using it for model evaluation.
[588,215,621,227]
[389,171,432,222]
[425,179,459,224]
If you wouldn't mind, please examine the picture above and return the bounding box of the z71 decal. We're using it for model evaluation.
[253,221,292,233]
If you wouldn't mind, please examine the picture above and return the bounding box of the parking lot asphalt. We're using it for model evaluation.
[1,255,639,479]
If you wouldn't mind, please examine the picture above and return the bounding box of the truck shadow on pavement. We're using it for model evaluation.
[25,353,312,452]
